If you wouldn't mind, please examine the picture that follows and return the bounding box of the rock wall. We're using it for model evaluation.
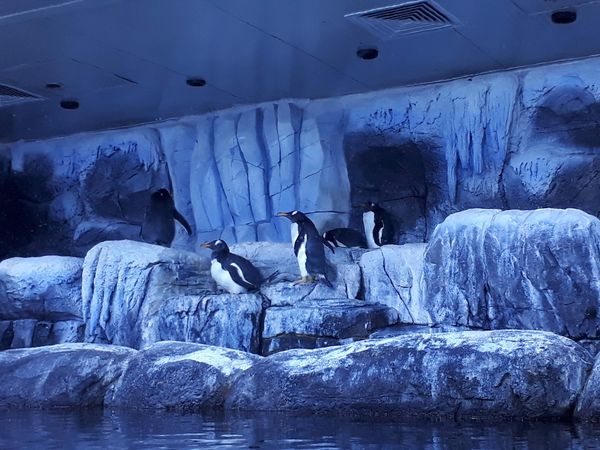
[4,57,600,257]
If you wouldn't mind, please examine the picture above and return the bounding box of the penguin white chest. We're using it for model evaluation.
[291,223,308,277]
[210,259,247,294]
[363,211,380,249]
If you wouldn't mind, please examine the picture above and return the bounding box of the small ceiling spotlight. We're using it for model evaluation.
[356,47,379,60]
[551,10,577,24]
[45,82,63,89]
[186,77,207,87]
[60,99,79,110]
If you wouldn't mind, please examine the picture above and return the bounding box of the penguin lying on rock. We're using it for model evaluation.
[361,201,395,248]
[201,239,278,294]
[277,210,334,286]
[141,189,193,247]
[323,228,367,248]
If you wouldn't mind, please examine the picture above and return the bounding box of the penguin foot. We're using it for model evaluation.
[292,276,314,285]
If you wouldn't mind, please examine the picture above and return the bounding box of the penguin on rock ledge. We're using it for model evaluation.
[277,210,335,286]
[201,239,278,294]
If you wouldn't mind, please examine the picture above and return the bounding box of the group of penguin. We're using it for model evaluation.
[140,189,395,295]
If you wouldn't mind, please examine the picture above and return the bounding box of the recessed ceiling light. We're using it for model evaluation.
[60,99,79,110]
[356,47,379,60]
[45,82,63,89]
[186,78,206,87]
[551,10,576,24]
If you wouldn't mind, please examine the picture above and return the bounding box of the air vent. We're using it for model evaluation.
[0,83,40,107]
[345,1,457,40]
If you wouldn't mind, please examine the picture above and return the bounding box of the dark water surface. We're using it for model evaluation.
[2,409,600,450]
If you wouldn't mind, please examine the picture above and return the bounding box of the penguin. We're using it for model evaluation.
[277,210,334,286]
[201,239,278,294]
[323,228,367,249]
[361,201,395,248]
[140,189,192,247]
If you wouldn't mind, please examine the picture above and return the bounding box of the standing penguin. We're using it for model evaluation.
[361,201,395,248]
[140,189,192,247]
[323,228,367,249]
[277,210,334,286]
[201,239,278,294]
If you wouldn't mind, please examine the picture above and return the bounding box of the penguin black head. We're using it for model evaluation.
[361,201,381,212]
[200,239,230,255]
[152,188,172,202]
[277,210,309,223]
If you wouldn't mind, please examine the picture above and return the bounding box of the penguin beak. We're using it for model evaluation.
[200,242,212,249]
[276,212,289,217]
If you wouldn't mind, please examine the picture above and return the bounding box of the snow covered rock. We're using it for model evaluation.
[0,256,83,321]
[359,244,428,323]
[0,343,134,408]
[227,330,591,419]
[423,209,600,339]
[156,294,264,353]
[106,341,260,409]
[261,298,399,355]
[82,240,212,349]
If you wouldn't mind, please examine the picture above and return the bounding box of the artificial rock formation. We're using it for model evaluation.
[227,330,592,419]
[106,341,260,409]
[0,343,134,408]
[6,57,600,257]
[0,255,84,349]
[423,208,600,340]
[81,240,212,349]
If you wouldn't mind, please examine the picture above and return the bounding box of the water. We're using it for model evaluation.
[2,409,600,450]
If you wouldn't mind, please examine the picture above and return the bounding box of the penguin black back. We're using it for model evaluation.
[323,228,367,248]
[141,189,192,247]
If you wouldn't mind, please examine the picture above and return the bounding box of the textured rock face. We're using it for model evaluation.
[423,208,600,340]
[5,56,600,258]
[575,352,600,419]
[261,298,399,355]
[227,330,592,419]
[0,319,83,350]
[106,341,260,409]
[0,256,83,321]
[0,255,84,349]
[82,240,212,349]
[157,294,263,354]
[0,343,134,408]
[359,244,427,324]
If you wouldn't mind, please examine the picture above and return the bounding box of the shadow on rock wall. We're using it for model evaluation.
[0,154,60,259]
[505,83,600,217]
[73,143,171,255]
[344,135,428,243]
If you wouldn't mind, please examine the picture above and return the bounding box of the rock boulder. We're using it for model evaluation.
[106,341,260,409]
[423,209,600,339]
[0,343,134,408]
[262,298,398,355]
[226,330,591,419]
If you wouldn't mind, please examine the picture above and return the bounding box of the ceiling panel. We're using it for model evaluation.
[1,0,600,142]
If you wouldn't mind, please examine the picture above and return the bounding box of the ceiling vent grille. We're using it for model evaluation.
[345,1,457,40]
[0,83,40,107]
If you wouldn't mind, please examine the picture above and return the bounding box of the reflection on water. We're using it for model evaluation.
[1,409,600,450]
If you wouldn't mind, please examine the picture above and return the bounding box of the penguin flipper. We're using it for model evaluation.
[173,208,193,235]
[264,270,280,284]
[322,237,335,253]
[227,263,257,291]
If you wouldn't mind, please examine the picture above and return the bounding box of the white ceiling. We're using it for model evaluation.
[1,0,600,143]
